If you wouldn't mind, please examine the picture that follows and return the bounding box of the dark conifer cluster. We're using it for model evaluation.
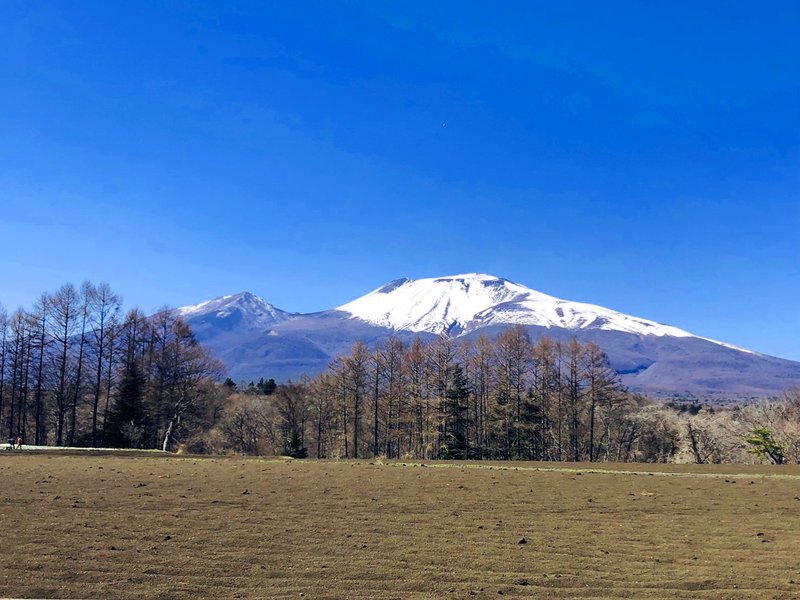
[0,283,221,450]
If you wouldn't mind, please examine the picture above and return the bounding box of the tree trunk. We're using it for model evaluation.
[373,349,380,457]
[69,310,88,446]
[162,415,175,452]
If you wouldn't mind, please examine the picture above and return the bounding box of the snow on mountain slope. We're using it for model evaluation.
[179,291,291,330]
[173,275,799,396]
[337,273,751,352]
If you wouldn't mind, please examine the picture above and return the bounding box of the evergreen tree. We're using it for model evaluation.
[256,377,277,395]
[517,389,546,460]
[283,427,308,458]
[104,361,147,448]
[746,427,785,464]
[442,364,471,459]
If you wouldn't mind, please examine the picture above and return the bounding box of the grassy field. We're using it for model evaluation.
[2,453,800,599]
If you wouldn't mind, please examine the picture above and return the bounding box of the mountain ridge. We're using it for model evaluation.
[176,273,799,399]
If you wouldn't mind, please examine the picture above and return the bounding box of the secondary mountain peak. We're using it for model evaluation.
[178,291,291,332]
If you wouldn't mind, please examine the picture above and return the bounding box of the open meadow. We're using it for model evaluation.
[2,453,800,599]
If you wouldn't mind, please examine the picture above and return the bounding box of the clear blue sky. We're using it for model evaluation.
[1,1,798,359]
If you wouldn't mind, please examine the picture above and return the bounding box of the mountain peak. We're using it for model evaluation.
[338,274,545,334]
[180,291,263,313]
[178,291,291,331]
[337,273,697,338]
[432,272,504,280]
[173,275,797,396]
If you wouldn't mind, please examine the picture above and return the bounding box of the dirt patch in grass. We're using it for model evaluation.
[2,454,800,599]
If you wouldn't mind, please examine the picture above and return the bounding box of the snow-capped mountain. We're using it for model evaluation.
[340,274,690,337]
[336,273,750,353]
[178,274,800,399]
[178,291,292,335]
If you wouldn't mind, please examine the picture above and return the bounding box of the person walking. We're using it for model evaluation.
[15,436,22,450]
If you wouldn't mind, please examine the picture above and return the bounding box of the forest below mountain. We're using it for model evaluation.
[2,281,798,463]
[220,331,800,465]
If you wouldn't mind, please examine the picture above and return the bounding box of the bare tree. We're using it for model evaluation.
[275,382,310,457]
[157,314,222,451]
[344,341,369,458]
[429,334,455,458]
[404,336,429,458]
[494,326,532,458]
[0,305,7,434]
[30,294,50,444]
[89,283,121,446]
[471,334,494,458]
[100,310,121,446]
[222,395,278,454]
[309,373,336,458]
[49,284,80,445]
[67,282,92,445]
[370,343,384,457]
[6,310,28,440]
[382,337,405,458]
[583,342,620,462]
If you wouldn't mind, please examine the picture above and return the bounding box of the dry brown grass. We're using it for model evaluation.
[2,453,800,599]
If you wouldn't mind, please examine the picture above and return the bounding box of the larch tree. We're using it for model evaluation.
[470,334,494,458]
[382,337,405,458]
[30,294,50,444]
[0,305,7,436]
[7,310,28,440]
[49,284,80,446]
[429,334,455,458]
[564,338,584,461]
[89,282,121,446]
[344,341,369,459]
[155,314,222,452]
[370,343,384,458]
[405,336,428,458]
[494,326,532,459]
[275,382,309,458]
[583,341,620,462]
[67,282,92,445]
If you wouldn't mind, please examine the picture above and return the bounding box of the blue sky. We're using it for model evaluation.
[1,1,798,359]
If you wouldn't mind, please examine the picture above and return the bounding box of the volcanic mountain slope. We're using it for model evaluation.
[339,274,714,339]
[179,274,800,399]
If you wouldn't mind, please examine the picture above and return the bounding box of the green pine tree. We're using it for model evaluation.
[746,427,785,464]
[441,364,471,459]
[104,361,148,448]
[283,427,308,458]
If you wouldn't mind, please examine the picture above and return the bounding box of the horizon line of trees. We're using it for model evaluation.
[220,329,686,462]
[214,329,800,465]
[5,284,799,464]
[0,282,222,450]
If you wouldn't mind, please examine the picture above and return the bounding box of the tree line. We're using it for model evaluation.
[214,328,800,464]
[4,284,797,463]
[0,282,221,450]
[216,329,672,462]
